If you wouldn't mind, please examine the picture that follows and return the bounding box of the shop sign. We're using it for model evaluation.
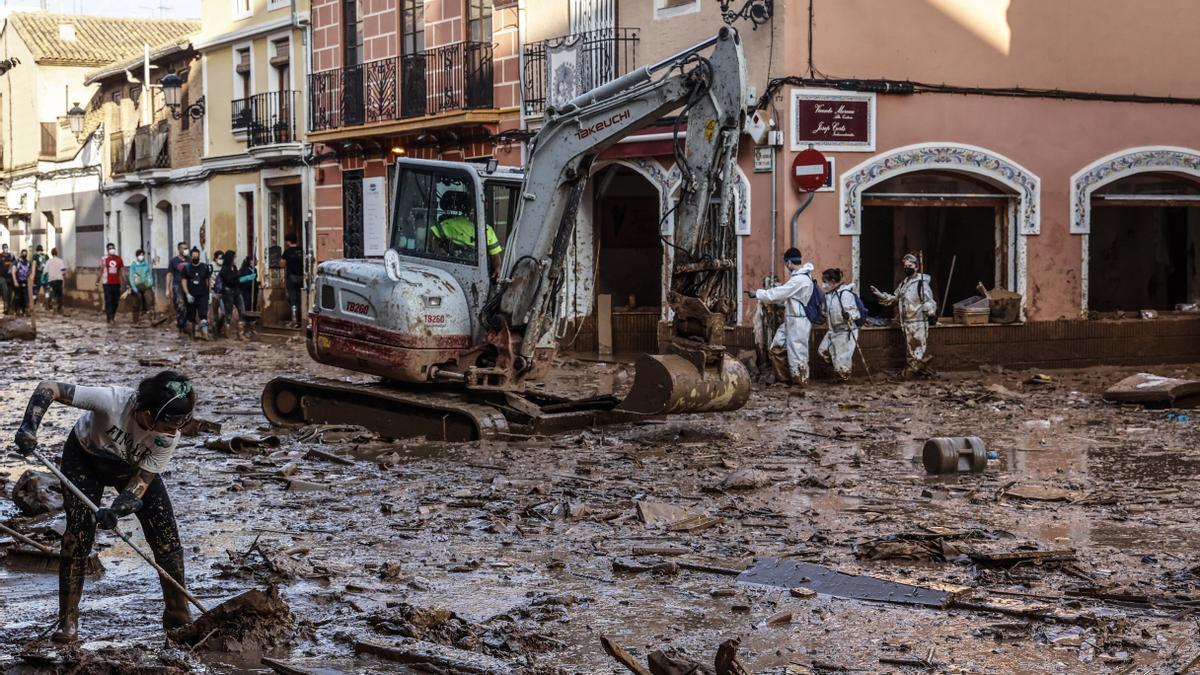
[791,88,875,152]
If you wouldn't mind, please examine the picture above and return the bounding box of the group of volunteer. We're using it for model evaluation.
[753,249,936,385]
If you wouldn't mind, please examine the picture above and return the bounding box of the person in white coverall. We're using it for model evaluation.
[871,253,936,377]
[754,248,814,385]
[817,268,861,381]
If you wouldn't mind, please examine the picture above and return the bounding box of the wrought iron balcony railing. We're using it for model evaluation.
[124,121,169,172]
[232,90,301,147]
[308,41,494,132]
[523,27,639,116]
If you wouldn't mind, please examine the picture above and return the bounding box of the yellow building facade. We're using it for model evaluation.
[195,0,310,324]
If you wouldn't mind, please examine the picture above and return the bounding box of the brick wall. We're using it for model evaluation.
[167,54,204,168]
[493,2,519,110]
[426,0,464,49]
[363,0,398,62]
[311,0,342,72]
[314,157,344,260]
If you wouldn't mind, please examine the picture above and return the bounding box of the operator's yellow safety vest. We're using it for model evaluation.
[432,216,503,256]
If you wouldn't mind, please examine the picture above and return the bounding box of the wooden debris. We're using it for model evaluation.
[353,639,512,674]
[632,546,691,557]
[1002,485,1078,502]
[755,609,793,628]
[667,515,723,533]
[648,651,706,675]
[715,639,754,675]
[601,636,654,675]
[305,447,355,465]
[612,558,680,575]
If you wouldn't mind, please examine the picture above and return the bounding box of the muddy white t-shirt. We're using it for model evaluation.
[71,386,179,473]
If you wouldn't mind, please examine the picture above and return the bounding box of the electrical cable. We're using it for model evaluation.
[756,74,1200,110]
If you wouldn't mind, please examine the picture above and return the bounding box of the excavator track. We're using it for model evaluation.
[261,376,658,441]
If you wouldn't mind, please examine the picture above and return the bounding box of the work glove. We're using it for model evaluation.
[96,490,143,530]
[14,427,36,456]
[186,294,194,305]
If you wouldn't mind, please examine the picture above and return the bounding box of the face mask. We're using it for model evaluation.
[107,249,115,256]
[191,256,200,263]
[904,267,916,276]
[136,255,145,261]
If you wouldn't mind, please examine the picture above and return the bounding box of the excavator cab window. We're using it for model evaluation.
[484,181,520,252]
[390,166,478,266]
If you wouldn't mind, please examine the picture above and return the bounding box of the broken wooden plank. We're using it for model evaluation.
[1002,485,1078,502]
[967,548,1076,565]
[260,657,347,675]
[304,447,355,465]
[612,558,680,575]
[677,560,744,576]
[631,545,691,557]
[737,557,959,609]
[353,639,513,674]
[667,514,723,533]
[601,636,653,675]
[1103,372,1200,406]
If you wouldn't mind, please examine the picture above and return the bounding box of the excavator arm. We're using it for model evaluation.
[474,28,751,413]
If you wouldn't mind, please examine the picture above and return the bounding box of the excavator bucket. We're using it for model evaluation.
[616,353,751,415]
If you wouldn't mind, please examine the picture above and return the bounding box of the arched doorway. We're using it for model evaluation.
[842,143,1039,317]
[156,199,173,266]
[592,164,663,353]
[1086,173,1200,312]
[1071,147,1200,312]
[860,171,1014,318]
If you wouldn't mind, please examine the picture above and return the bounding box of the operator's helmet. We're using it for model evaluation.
[439,190,471,216]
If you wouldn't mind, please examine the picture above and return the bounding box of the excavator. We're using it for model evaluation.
[262,27,753,441]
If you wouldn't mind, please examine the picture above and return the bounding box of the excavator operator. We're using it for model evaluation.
[431,190,503,279]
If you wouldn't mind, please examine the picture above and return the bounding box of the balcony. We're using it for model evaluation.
[309,41,494,133]
[231,90,301,149]
[132,122,170,172]
[523,28,639,117]
[109,123,168,178]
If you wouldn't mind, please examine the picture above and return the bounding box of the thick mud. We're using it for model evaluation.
[2,313,1199,673]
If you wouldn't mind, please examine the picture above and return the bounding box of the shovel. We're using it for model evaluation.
[27,447,291,644]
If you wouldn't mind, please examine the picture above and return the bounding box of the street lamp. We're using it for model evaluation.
[67,102,86,140]
[159,72,206,120]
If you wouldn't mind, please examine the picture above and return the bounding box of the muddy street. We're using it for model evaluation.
[1,313,1199,673]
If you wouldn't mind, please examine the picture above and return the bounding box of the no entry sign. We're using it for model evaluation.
[791,148,830,193]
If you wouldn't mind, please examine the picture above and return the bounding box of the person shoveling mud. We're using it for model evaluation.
[14,370,292,651]
[15,371,199,642]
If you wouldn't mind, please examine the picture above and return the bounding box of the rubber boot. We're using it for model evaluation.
[769,346,791,385]
[199,321,210,341]
[53,536,86,644]
[290,305,299,329]
[158,551,192,632]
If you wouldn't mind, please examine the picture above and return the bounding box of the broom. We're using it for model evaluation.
[0,522,102,576]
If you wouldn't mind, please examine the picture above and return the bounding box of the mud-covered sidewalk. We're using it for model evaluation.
[2,313,1199,674]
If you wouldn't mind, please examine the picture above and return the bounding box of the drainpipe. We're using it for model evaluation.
[516,0,528,165]
[769,136,777,280]
[292,0,316,313]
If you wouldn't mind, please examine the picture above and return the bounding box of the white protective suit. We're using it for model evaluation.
[756,263,815,383]
[876,272,936,371]
[818,282,861,380]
